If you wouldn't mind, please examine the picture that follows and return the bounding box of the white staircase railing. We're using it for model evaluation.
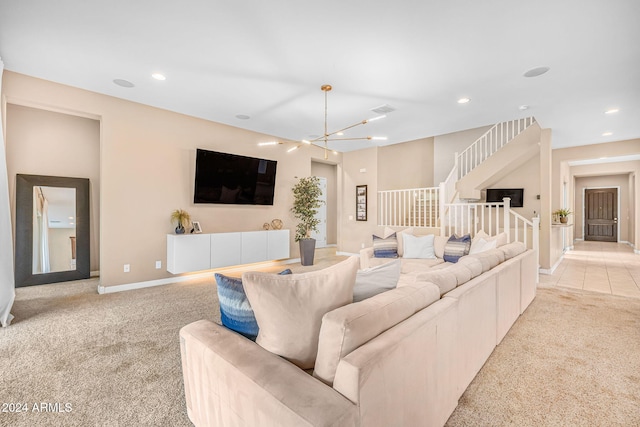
[378,187,439,228]
[440,198,539,257]
[457,117,536,180]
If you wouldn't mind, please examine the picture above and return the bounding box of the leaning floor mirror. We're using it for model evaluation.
[15,174,90,287]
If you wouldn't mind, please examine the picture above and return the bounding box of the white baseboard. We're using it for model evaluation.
[98,258,299,294]
[539,255,564,275]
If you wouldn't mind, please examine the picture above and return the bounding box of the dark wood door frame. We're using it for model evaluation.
[584,187,618,242]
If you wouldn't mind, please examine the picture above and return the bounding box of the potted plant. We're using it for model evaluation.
[553,208,572,224]
[170,209,191,234]
[291,176,323,266]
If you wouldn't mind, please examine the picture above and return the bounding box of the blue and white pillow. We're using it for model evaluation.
[215,269,292,340]
[372,232,398,258]
[443,234,471,263]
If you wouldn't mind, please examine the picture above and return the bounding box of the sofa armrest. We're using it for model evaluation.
[359,247,375,269]
[180,320,357,427]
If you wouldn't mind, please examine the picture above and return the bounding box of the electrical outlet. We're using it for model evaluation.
[361,243,365,249]
[155,260,162,269]
[124,264,130,273]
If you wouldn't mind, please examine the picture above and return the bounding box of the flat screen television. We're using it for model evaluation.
[485,188,524,208]
[194,149,277,205]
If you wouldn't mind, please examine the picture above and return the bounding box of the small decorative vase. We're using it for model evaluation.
[560,216,568,224]
[175,223,186,234]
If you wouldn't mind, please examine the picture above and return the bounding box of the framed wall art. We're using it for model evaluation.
[356,185,367,221]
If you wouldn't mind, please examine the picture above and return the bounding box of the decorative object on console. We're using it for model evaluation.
[372,232,398,258]
[170,209,191,234]
[270,218,283,230]
[215,269,292,341]
[291,176,324,266]
[191,221,202,234]
[256,84,388,160]
[553,208,572,224]
[443,234,472,263]
[356,185,367,221]
[262,222,271,230]
[352,259,402,302]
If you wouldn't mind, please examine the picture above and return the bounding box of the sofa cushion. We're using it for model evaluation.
[443,234,471,263]
[353,259,402,302]
[372,232,398,258]
[456,256,483,278]
[500,241,527,259]
[385,226,414,257]
[400,258,445,274]
[314,282,440,386]
[413,269,458,296]
[434,235,448,259]
[242,256,359,369]
[215,269,292,340]
[402,233,436,259]
[447,263,473,286]
[466,248,505,272]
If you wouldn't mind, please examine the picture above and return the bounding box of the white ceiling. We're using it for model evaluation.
[1,0,639,153]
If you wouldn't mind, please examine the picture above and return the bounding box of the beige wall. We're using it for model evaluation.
[2,71,333,288]
[49,228,75,272]
[5,104,101,271]
[433,125,492,185]
[340,147,378,253]
[310,161,338,245]
[378,137,434,190]
[485,154,541,218]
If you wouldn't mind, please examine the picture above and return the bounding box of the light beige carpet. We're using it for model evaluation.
[1,266,639,426]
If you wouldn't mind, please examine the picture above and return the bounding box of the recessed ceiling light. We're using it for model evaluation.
[113,79,135,88]
[602,131,613,136]
[605,108,619,114]
[457,97,471,104]
[151,73,166,81]
[235,114,250,120]
[523,66,550,78]
[519,105,530,111]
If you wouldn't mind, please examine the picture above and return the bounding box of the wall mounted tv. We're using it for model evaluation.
[194,149,277,205]
[485,188,524,208]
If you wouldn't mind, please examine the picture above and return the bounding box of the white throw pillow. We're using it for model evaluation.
[469,237,498,255]
[242,256,359,369]
[352,259,402,302]
[402,233,436,259]
[474,230,508,247]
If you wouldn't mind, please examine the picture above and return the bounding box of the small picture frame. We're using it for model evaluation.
[191,221,202,233]
[356,185,367,221]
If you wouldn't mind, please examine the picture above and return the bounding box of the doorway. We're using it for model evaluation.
[312,176,327,248]
[584,188,618,242]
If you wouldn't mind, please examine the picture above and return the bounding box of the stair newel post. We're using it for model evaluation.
[503,197,511,243]
[454,151,459,179]
[439,182,446,235]
[533,216,540,277]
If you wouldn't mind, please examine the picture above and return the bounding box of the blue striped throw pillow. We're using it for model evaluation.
[443,234,471,263]
[372,232,398,258]
[216,269,292,340]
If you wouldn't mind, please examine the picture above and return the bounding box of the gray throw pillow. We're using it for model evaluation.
[353,259,402,302]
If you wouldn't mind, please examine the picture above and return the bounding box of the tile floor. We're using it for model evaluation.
[539,240,640,298]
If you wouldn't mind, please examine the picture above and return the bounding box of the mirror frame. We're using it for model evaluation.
[15,174,90,287]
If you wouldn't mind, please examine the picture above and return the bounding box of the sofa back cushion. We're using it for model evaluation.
[434,235,448,259]
[242,256,359,370]
[314,282,440,386]
[466,248,506,272]
[456,256,483,278]
[500,241,527,259]
[413,269,458,296]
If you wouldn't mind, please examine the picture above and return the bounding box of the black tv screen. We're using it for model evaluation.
[485,188,524,208]
[194,149,277,205]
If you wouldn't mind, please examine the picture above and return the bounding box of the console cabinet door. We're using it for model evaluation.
[211,232,242,268]
[241,231,268,264]
[268,230,290,260]
[167,234,211,274]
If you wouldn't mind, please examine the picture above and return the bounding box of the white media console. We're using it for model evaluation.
[166,229,290,274]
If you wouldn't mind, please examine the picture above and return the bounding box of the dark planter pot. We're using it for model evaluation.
[560,216,568,224]
[299,238,316,266]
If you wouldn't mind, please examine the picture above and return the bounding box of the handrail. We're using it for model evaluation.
[456,117,536,179]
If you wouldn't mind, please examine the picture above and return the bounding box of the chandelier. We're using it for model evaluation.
[259,84,387,159]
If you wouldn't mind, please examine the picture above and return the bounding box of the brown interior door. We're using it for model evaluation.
[585,188,618,242]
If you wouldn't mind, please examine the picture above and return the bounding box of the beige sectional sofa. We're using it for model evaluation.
[180,241,537,427]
